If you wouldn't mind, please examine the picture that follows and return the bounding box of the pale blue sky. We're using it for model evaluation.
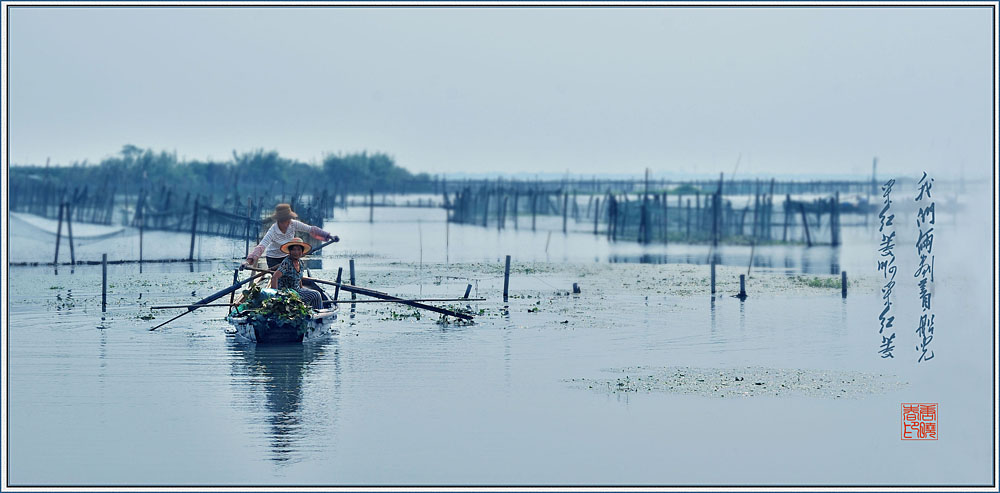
[7,6,995,178]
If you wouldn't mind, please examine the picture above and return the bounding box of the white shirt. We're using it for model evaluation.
[259,220,314,259]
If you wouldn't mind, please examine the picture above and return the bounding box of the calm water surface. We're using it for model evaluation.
[6,188,994,485]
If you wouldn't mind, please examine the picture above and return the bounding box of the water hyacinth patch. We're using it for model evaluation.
[239,284,312,336]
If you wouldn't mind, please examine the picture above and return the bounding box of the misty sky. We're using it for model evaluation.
[6,6,995,178]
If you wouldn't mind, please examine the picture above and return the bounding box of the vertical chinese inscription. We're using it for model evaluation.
[876,179,897,358]
[914,172,935,362]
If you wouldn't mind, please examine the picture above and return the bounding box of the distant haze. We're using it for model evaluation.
[7,6,994,179]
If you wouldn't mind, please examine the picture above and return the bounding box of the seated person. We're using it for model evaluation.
[268,238,324,311]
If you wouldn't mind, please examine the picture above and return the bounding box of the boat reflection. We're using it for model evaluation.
[227,340,340,464]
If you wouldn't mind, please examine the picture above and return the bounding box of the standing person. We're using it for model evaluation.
[244,203,338,269]
[268,238,323,310]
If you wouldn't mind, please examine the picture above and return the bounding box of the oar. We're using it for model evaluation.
[324,297,485,305]
[151,297,486,310]
[308,277,475,321]
[149,271,267,331]
[151,303,238,309]
[306,237,338,257]
[241,266,476,320]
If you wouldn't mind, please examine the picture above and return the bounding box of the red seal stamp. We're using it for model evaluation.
[901,403,938,440]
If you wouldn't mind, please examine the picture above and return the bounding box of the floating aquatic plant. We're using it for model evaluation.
[239,285,311,335]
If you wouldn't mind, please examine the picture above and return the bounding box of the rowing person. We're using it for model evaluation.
[244,203,338,269]
[268,237,323,310]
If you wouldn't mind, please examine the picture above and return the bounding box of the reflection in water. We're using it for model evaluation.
[228,341,337,464]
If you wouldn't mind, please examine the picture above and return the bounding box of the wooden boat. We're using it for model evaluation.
[227,305,337,343]
[226,265,338,344]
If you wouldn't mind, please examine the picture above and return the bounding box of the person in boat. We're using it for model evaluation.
[269,237,324,310]
[244,203,338,269]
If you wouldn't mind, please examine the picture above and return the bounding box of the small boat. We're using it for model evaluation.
[227,305,338,343]
[226,275,338,344]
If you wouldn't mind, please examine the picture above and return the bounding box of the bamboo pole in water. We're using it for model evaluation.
[102,254,107,312]
[66,202,76,265]
[831,192,841,247]
[562,193,569,234]
[503,254,511,303]
[53,202,64,265]
[686,198,691,239]
[349,259,357,300]
[188,196,199,261]
[531,190,537,232]
[783,194,791,242]
[593,197,601,235]
[138,196,143,266]
[512,191,519,230]
[799,203,812,247]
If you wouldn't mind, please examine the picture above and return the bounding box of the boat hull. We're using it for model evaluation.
[227,308,338,343]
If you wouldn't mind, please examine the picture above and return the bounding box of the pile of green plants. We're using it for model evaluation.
[238,284,312,335]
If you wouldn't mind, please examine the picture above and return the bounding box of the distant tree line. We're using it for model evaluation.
[11,145,438,199]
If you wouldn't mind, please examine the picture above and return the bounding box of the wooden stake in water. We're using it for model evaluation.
[138,196,144,266]
[831,192,841,247]
[464,284,472,299]
[841,271,847,298]
[593,197,600,235]
[244,197,252,257]
[66,202,75,265]
[798,203,812,247]
[334,267,343,300]
[101,253,107,312]
[503,255,511,303]
[711,262,716,295]
[738,274,747,300]
[513,191,519,230]
[54,202,64,265]
[783,194,791,241]
[562,193,569,234]
[531,191,537,231]
[349,259,357,300]
[188,196,200,261]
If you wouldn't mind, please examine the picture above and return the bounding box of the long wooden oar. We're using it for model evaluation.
[325,297,484,305]
[306,237,338,257]
[241,266,476,320]
[307,277,475,321]
[149,271,267,331]
[151,303,239,309]
[150,298,486,310]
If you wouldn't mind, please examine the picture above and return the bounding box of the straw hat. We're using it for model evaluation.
[271,203,298,222]
[280,237,312,255]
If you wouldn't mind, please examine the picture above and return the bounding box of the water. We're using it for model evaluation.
[5,183,994,485]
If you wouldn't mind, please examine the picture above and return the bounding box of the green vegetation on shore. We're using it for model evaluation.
[11,145,437,197]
